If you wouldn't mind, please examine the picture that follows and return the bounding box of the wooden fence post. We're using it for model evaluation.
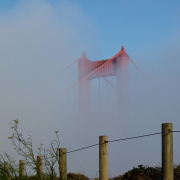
[37,156,43,179]
[19,160,25,177]
[162,123,173,180]
[59,148,67,180]
[99,136,108,180]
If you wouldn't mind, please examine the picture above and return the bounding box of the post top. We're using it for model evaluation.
[82,51,86,57]
[162,123,173,125]
[121,46,125,52]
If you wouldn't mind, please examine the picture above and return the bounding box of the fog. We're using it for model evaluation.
[0,0,180,178]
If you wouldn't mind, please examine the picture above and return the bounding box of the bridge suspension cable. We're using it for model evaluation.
[47,57,81,81]
[103,77,117,91]
[129,58,161,94]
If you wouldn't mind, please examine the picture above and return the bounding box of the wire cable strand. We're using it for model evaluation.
[107,132,162,143]
[65,132,162,154]
[28,131,179,157]
[65,143,99,154]
[170,130,180,133]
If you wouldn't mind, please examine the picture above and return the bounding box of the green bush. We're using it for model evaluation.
[174,164,180,180]
[67,172,89,180]
[117,164,180,180]
[5,119,60,180]
[120,165,161,180]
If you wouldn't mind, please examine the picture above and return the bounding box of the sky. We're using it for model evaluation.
[0,0,180,177]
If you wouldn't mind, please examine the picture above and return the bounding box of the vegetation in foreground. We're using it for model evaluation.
[114,164,180,180]
[0,119,60,180]
[0,120,180,180]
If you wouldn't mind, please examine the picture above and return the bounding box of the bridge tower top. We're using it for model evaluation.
[78,46,130,113]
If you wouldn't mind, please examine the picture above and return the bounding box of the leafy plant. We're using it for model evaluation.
[174,164,180,180]
[67,172,89,180]
[120,164,162,180]
[0,152,19,180]
[8,119,60,180]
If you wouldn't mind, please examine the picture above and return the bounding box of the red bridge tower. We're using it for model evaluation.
[78,46,130,113]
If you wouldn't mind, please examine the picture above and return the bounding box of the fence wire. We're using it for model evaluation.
[170,130,180,133]
[65,131,163,154]
[36,130,180,157]
[66,143,99,154]
[107,132,162,143]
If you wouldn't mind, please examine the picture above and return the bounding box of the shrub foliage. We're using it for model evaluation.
[115,164,180,180]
